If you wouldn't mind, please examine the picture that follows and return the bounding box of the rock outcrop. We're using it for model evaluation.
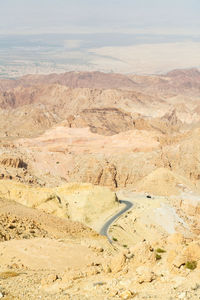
[0,156,27,169]
[0,180,118,229]
[66,107,136,135]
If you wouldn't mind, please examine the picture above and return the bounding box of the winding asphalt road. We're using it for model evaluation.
[99,200,133,243]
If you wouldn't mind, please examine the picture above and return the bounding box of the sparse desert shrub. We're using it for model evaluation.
[123,244,127,248]
[113,237,118,242]
[185,261,197,270]
[156,248,166,253]
[155,254,161,260]
[0,271,19,279]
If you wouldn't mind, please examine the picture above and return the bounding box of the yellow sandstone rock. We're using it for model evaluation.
[0,180,118,228]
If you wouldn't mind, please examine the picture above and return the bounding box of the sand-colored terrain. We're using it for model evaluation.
[135,168,197,197]
[0,69,200,299]
[0,180,118,231]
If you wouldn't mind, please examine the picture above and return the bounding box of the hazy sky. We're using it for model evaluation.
[0,0,199,35]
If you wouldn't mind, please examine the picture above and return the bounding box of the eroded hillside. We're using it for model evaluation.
[0,69,200,299]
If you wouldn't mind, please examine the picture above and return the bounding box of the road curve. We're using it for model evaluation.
[99,200,133,243]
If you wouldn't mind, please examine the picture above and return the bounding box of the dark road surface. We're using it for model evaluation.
[99,200,133,243]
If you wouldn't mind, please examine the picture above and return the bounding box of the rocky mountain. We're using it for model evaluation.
[1,68,199,93]
[0,71,137,91]
[131,68,200,97]
[1,68,200,299]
